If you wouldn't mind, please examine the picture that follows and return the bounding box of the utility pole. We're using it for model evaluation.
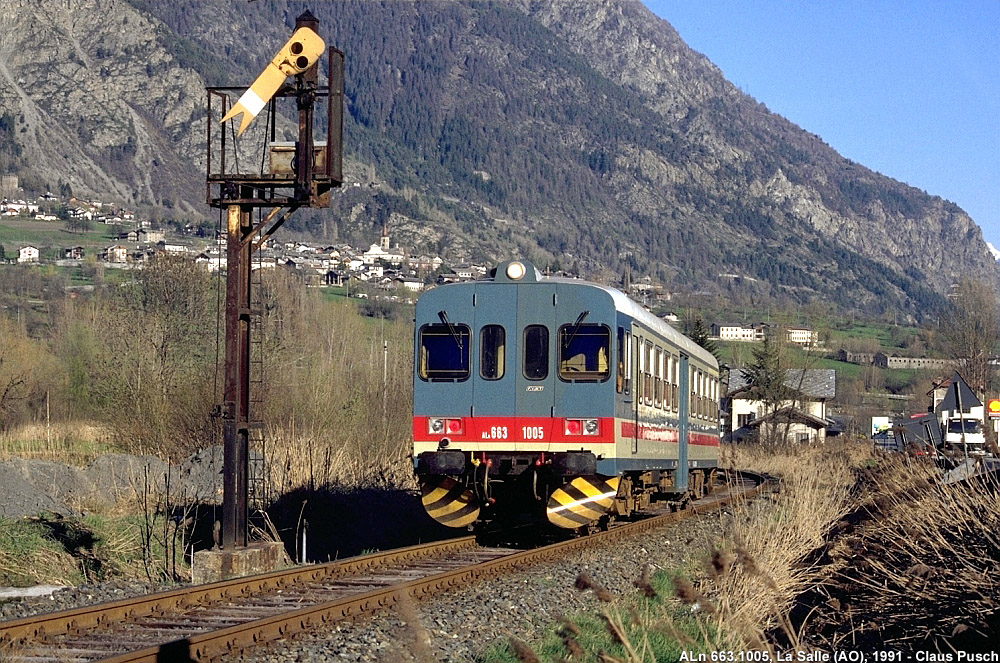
[206,11,343,550]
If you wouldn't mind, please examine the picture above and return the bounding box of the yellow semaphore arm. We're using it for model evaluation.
[221,26,326,137]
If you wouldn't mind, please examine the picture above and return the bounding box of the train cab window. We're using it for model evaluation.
[559,324,610,381]
[523,325,549,380]
[480,325,505,380]
[418,323,471,381]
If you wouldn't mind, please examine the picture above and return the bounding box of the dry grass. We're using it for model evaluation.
[806,453,1000,649]
[263,423,415,493]
[687,440,867,650]
[0,421,112,465]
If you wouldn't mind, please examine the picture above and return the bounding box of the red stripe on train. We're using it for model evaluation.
[413,416,616,444]
[619,422,720,447]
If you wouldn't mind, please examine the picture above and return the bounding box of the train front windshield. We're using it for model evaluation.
[418,324,471,380]
[558,324,610,381]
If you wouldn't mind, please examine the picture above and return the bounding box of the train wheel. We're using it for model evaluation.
[420,476,480,528]
[546,475,620,529]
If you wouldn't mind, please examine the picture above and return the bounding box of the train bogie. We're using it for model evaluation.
[413,260,720,530]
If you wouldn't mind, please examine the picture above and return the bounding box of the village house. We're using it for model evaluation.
[711,323,764,342]
[104,245,128,263]
[156,240,191,253]
[64,246,84,260]
[123,228,165,244]
[725,368,836,444]
[17,245,39,263]
[396,276,424,292]
[784,326,819,346]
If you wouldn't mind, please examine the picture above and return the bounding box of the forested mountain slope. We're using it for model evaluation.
[0,0,994,318]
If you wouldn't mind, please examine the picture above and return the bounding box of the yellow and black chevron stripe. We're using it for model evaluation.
[546,475,620,529]
[420,476,480,528]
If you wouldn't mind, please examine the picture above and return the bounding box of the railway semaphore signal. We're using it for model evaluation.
[205,10,343,553]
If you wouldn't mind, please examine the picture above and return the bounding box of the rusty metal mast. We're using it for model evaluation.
[206,11,343,549]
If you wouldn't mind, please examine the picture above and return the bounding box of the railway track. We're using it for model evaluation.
[0,469,765,663]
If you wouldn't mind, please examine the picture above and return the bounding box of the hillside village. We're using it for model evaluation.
[1,189,467,294]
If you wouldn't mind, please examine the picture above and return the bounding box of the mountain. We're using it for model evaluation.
[0,0,995,319]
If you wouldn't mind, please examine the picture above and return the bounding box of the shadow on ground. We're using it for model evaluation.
[262,486,462,561]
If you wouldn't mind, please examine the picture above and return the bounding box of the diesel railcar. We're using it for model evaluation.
[413,260,720,531]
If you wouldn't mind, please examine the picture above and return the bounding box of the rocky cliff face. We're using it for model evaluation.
[0,0,205,213]
[0,0,995,316]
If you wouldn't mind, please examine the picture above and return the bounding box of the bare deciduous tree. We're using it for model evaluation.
[942,278,999,398]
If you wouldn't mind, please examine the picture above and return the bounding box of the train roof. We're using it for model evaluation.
[435,260,718,369]
[547,275,718,369]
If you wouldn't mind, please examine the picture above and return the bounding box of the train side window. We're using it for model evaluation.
[559,324,610,381]
[671,355,679,412]
[624,330,632,394]
[635,336,644,402]
[418,323,471,381]
[696,370,703,418]
[690,367,698,418]
[698,370,705,418]
[480,325,505,380]
[653,347,663,408]
[644,341,653,405]
[712,377,719,421]
[523,325,549,380]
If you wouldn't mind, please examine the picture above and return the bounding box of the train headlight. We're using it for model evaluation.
[429,418,463,436]
[564,419,598,436]
[505,261,526,280]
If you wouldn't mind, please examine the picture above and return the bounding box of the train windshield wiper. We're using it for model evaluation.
[563,310,590,349]
[437,310,464,352]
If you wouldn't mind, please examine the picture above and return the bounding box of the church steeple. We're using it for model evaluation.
[380,222,389,251]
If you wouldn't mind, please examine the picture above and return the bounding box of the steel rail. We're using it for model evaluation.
[0,537,479,645]
[1,469,765,663]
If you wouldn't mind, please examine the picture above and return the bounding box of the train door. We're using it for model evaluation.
[515,284,556,449]
[676,354,690,492]
[472,282,517,427]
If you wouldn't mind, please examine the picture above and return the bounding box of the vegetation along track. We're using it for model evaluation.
[0,470,764,663]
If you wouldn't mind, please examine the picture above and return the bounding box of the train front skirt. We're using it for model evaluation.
[546,475,621,529]
[420,476,480,528]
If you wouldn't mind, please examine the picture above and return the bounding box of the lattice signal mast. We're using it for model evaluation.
[206,10,343,549]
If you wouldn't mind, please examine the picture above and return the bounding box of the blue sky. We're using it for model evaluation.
[642,1,1000,248]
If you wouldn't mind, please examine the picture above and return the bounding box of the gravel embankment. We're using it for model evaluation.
[1,511,728,661]
[250,513,728,662]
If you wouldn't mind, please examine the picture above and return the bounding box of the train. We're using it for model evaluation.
[412,260,720,532]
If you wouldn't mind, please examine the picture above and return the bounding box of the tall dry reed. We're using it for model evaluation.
[809,453,1000,649]
[687,440,874,650]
